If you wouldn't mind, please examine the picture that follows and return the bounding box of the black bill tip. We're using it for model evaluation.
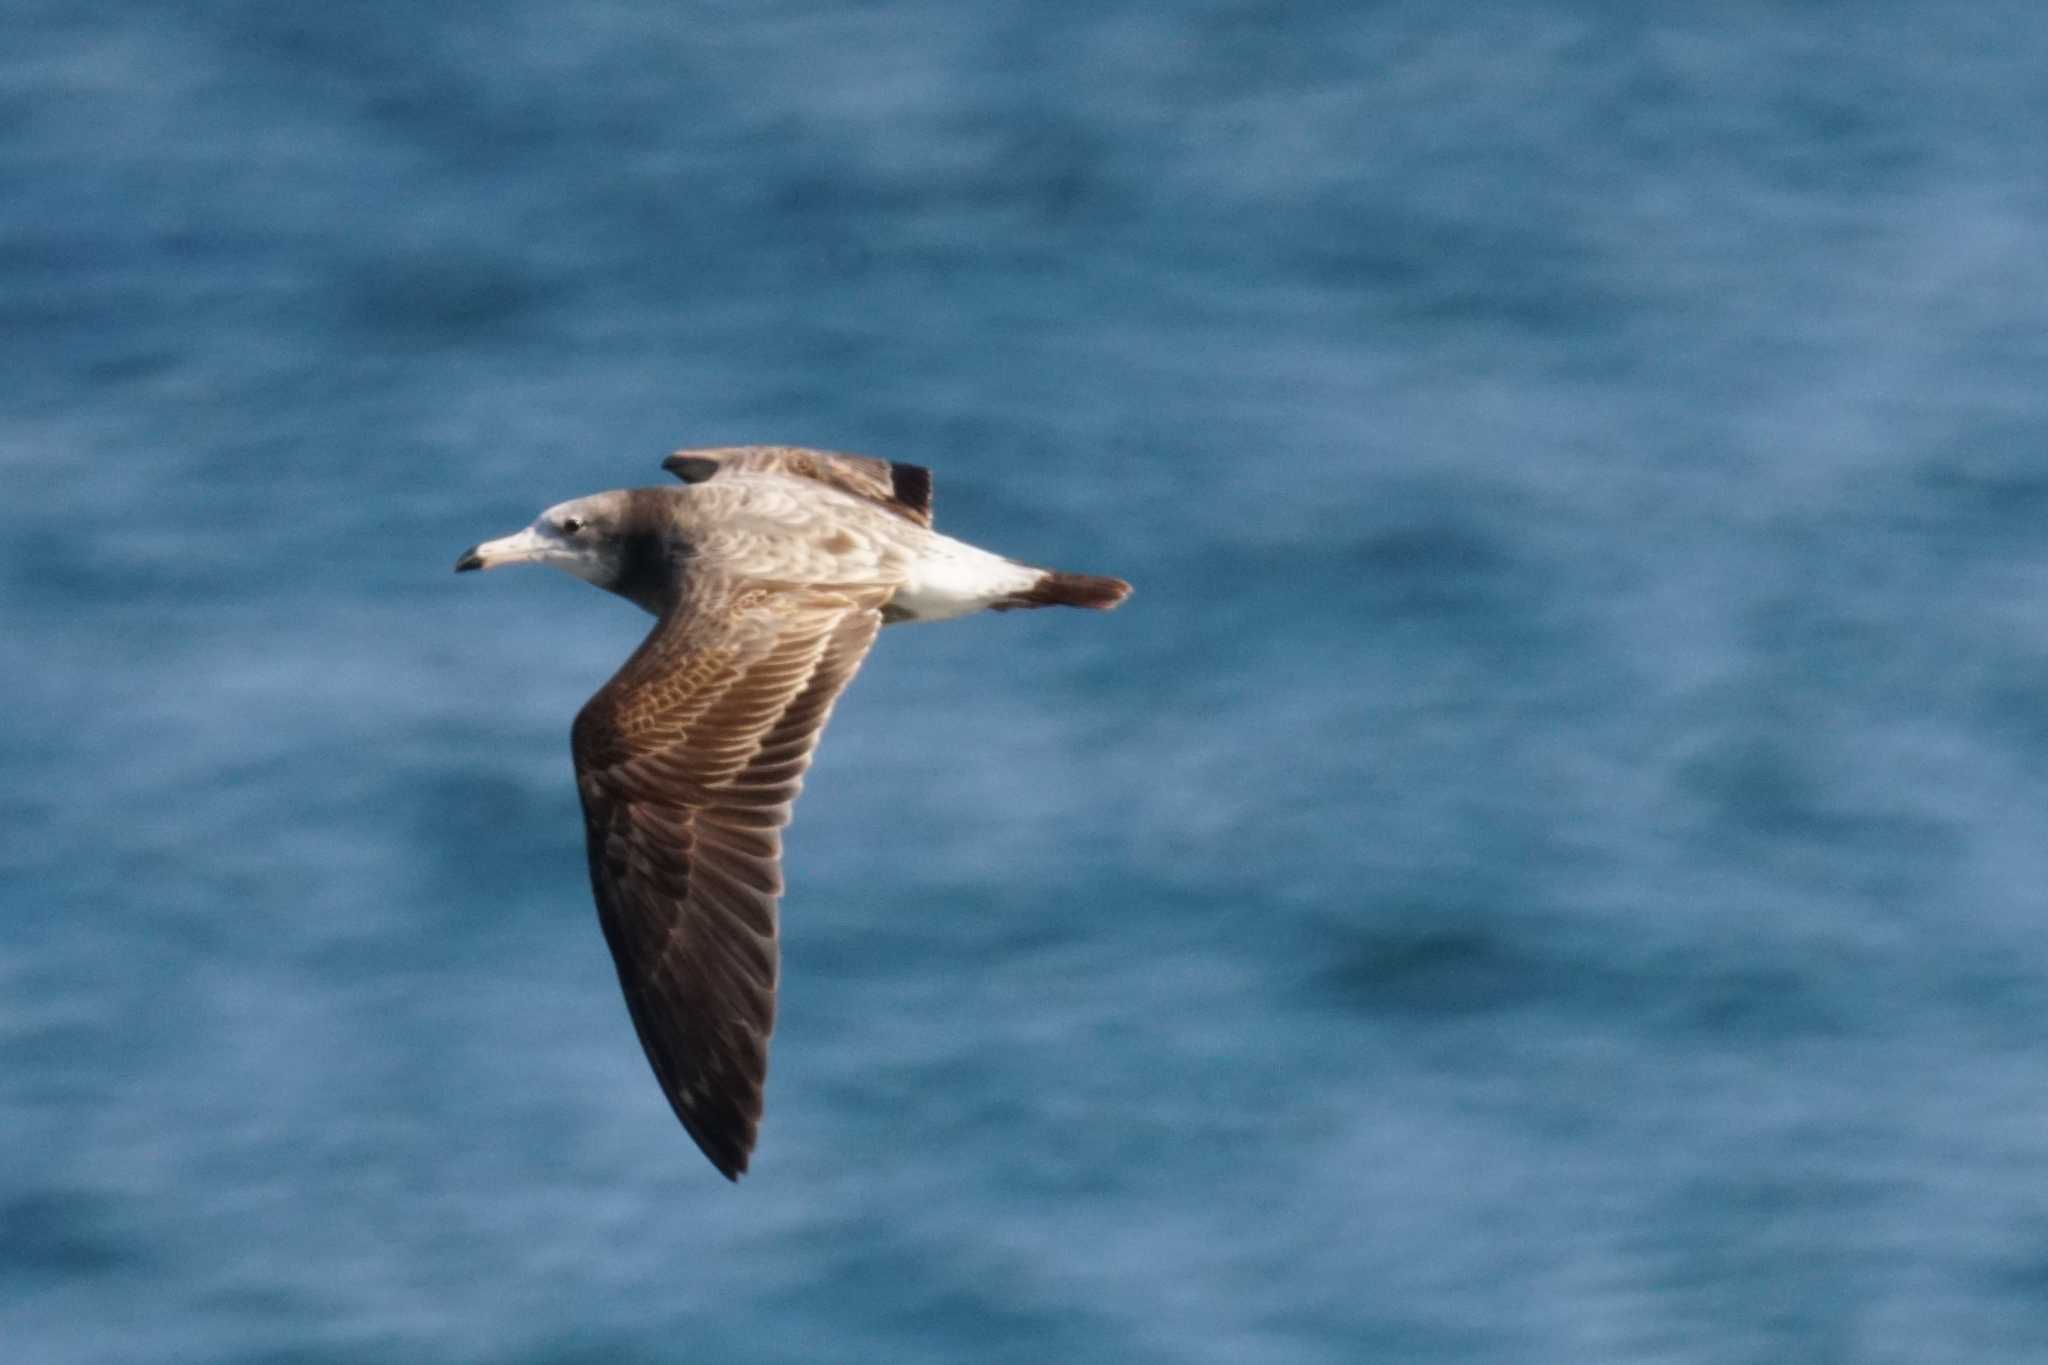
[454,547,484,573]
[663,453,721,483]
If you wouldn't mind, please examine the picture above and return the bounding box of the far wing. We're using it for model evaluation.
[666,445,934,527]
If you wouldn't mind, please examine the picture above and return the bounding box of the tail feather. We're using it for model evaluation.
[994,569,1132,612]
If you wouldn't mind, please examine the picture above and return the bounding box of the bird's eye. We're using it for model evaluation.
[560,517,584,534]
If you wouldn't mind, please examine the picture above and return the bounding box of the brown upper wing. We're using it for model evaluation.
[666,445,934,527]
[570,574,887,1178]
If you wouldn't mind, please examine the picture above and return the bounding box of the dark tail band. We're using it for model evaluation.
[995,570,1132,612]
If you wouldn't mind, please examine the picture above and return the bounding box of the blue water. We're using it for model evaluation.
[9,4,2048,1360]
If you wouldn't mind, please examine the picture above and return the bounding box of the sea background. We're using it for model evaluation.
[8,5,2048,1362]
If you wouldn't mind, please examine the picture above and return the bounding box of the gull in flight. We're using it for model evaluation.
[455,447,1129,1178]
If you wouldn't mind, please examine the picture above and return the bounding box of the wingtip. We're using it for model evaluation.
[664,453,722,483]
[887,460,933,518]
[675,1105,759,1182]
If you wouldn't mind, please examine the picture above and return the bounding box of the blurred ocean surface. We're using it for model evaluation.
[8,4,2048,1361]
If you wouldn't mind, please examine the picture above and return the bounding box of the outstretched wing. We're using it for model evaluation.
[665,445,934,527]
[570,574,888,1178]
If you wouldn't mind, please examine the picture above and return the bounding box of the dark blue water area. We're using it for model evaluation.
[9,3,2048,1361]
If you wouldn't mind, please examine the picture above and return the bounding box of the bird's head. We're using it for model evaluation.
[455,489,675,613]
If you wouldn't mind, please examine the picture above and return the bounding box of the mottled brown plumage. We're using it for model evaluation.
[572,577,888,1177]
[663,445,934,527]
[454,447,1128,1179]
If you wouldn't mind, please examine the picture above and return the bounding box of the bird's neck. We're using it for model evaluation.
[608,532,685,617]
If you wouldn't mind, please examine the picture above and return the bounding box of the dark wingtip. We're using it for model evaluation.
[664,453,722,483]
[887,461,933,517]
[454,547,484,573]
[671,1102,756,1181]
[700,1140,748,1182]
